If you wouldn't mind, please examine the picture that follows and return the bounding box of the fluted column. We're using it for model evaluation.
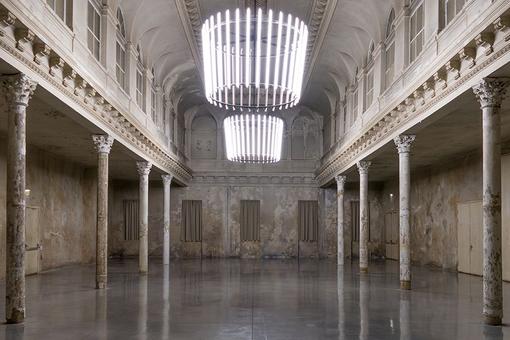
[92,135,114,289]
[137,161,152,273]
[394,135,415,290]
[1,74,37,324]
[357,161,371,273]
[335,175,347,265]
[473,78,510,325]
[161,174,172,265]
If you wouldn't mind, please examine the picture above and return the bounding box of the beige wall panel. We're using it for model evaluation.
[457,203,470,274]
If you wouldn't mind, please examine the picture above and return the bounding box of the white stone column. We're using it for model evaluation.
[136,161,152,273]
[161,174,172,265]
[92,135,114,289]
[394,135,415,290]
[1,74,37,324]
[335,175,347,265]
[473,78,510,325]
[357,160,371,273]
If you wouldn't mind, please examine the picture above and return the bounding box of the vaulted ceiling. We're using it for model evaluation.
[116,0,405,118]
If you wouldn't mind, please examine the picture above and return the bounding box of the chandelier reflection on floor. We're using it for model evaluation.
[201,8,308,163]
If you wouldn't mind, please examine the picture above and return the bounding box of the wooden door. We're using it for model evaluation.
[457,201,482,276]
[25,206,41,275]
[384,211,398,260]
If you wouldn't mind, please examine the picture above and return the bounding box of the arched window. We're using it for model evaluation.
[384,9,396,90]
[136,45,146,111]
[116,8,127,91]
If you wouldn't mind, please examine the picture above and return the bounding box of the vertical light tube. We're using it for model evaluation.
[245,8,251,108]
[210,15,217,105]
[224,117,231,160]
[201,20,210,102]
[262,114,267,162]
[280,14,292,109]
[235,8,240,96]
[216,12,223,107]
[225,10,231,108]
[272,12,284,109]
[286,18,299,107]
[297,27,308,103]
[257,114,261,162]
[264,10,273,110]
[251,113,255,159]
[292,22,305,104]
[240,114,245,161]
[255,8,263,108]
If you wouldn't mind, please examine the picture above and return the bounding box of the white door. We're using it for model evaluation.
[457,201,482,276]
[384,211,398,260]
[25,206,41,275]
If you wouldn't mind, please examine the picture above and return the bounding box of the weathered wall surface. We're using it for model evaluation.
[0,139,96,279]
[108,181,339,259]
[381,152,483,270]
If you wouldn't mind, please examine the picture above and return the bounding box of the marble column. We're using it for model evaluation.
[161,174,173,265]
[137,161,152,273]
[473,78,510,325]
[335,175,347,265]
[357,160,371,273]
[2,74,37,324]
[92,135,114,289]
[394,135,415,290]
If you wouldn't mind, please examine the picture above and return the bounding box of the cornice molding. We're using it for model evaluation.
[175,0,203,79]
[0,4,192,184]
[317,5,510,186]
[191,173,318,187]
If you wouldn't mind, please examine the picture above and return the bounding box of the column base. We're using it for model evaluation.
[6,309,24,324]
[483,314,502,326]
[96,282,106,289]
[96,274,107,289]
[400,280,411,290]
[360,267,368,273]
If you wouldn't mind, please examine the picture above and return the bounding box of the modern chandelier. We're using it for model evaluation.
[201,8,308,163]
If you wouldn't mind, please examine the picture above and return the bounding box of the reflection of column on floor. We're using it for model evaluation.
[94,289,108,340]
[359,275,369,340]
[163,266,170,338]
[138,275,148,340]
[399,291,410,340]
[337,268,345,340]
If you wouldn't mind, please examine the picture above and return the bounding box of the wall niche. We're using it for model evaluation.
[191,113,217,159]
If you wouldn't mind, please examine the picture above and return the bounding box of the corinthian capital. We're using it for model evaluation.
[162,174,173,185]
[92,134,114,154]
[356,161,371,175]
[473,78,510,108]
[0,73,38,106]
[136,161,152,177]
[394,135,416,153]
[335,175,346,193]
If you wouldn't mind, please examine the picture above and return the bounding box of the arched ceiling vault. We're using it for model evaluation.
[116,0,397,118]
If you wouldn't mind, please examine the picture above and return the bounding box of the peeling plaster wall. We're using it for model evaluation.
[0,139,96,279]
[109,182,338,259]
[381,152,483,270]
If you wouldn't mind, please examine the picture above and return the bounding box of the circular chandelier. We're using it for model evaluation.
[201,8,308,112]
[224,113,284,163]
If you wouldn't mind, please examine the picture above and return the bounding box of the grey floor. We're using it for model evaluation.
[0,259,509,340]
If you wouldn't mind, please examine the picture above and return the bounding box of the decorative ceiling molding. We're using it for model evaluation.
[302,0,338,91]
[175,0,337,95]
[175,0,203,79]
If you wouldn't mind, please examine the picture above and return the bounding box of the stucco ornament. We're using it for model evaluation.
[92,135,114,154]
[473,78,510,108]
[136,161,152,176]
[394,135,415,153]
[1,73,38,106]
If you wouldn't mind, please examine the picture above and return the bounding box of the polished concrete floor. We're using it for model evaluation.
[0,259,509,339]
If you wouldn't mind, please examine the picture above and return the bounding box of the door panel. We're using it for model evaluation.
[25,206,40,275]
[457,203,470,274]
[469,202,482,276]
[384,211,398,260]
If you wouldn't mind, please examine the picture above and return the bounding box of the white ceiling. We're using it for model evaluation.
[116,0,405,117]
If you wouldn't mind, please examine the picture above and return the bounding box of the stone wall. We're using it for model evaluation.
[0,139,96,279]
[381,151,483,270]
[109,181,340,259]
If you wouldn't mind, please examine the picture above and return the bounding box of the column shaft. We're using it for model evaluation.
[137,162,152,273]
[3,74,37,324]
[336,175,346,265]
[357,161,370,273]
[92,135,113,289]
[394,135,415,290]
[473,78,509,325]
[162,175,172,265]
